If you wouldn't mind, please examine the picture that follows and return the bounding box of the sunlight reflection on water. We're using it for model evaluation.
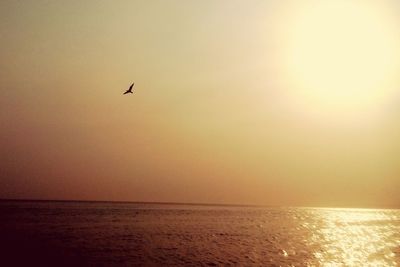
[309,208,400,266]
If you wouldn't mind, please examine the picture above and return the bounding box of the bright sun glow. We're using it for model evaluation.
[283,1,400,118]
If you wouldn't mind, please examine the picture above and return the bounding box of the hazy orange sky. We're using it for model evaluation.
[1,0,400,207]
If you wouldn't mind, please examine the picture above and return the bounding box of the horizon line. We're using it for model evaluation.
[0,198,398,210]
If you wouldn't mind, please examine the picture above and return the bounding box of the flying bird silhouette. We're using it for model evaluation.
[123,83,134,95]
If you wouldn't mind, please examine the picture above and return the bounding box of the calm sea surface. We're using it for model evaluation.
[0,201,399,266]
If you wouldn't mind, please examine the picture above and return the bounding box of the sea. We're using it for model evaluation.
[0,200,399,266]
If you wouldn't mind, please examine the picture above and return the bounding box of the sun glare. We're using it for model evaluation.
[283,1,400,118]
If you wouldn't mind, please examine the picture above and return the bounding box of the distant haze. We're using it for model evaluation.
[1,0,400,207]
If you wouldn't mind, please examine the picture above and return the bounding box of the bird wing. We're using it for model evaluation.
[129,83,134,91]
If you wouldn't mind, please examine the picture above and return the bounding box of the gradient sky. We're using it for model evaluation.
[1,0,400,207]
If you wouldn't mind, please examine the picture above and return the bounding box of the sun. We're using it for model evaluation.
[282,1,400,119]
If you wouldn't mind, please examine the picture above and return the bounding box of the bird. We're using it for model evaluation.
[123,83,134,95]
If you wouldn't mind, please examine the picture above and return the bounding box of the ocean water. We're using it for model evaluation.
[0,201,399,266]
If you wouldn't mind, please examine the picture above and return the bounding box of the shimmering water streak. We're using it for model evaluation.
[306,208,400,266]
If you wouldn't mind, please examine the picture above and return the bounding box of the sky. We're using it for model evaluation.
[1,0,400,207]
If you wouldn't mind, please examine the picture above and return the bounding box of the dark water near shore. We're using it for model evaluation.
[1,200,399,266]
